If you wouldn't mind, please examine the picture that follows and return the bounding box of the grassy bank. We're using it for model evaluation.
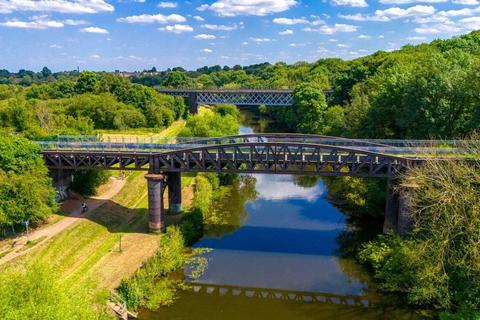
[0,120,186,318]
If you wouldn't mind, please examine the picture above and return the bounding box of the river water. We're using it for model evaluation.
[140,108,417,320]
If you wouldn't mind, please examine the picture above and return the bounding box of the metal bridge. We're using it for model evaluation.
[156,89,294,113]
[38,133,437,178]
[40,133,473,233]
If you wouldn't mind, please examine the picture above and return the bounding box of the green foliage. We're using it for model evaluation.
[360,159,480,313]
[191,175,214,215]
[179,109,240,137]
[71,170,111,196]
[117,226,185,310]
[294,82,328,133]
[0,262,108,319]
[0,135,56,231]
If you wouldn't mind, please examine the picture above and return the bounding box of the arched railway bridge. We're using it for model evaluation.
[39,133,470,236]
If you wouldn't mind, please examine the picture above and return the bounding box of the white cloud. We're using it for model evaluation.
[203,0,297,17]
[339,5,435,21]
[338,43,350,47]
[62,19,88,25]
[201,48,212,53]
[459,16,480,29]
[0,17,63,29]
[452,0,479,4]
[117,13,186,24]
[273,17,309,25]
[201,23,239,31]
[90,54,100,58]
[332,0,368,7]
[50,44,62,48]
[407,35,426,40]
[158,1,177,8]
[254,175,324,202]
[250,37,272,43]
[0,16,88,29]
[415,23,461,33]
[0,0,113,14]
[81,26,109,34]
[158,24,193,33]
[437,6,480,17]
[194,33,216,40]
[379,0,445,4]
[358,34,371,39]
[279,29,294,35]
[303,23,358,34]
[193,15,204,21]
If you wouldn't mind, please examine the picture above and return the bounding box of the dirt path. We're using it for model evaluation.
[0,177,126,266]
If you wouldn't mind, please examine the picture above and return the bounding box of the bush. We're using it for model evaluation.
[360,159,480,313]
[117,226,185,310]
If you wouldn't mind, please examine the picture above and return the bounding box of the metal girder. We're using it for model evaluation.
[157,89,295,106]
[42,142,420,178]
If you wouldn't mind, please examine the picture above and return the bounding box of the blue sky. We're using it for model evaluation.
[0,0,479,71]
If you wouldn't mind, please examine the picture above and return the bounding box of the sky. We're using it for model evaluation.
[1,0,479,71]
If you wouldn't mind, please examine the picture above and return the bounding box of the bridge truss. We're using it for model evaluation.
[41,140,420,178]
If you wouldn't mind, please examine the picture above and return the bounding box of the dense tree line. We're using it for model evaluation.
[0,72,187,139]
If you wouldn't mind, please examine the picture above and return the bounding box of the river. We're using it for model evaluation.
[139,108,417,320]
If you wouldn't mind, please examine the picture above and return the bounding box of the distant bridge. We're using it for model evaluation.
[39,133,472,235]
[157,89,294,113]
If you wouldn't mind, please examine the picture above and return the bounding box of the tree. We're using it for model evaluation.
[74,71,98,94]
[41,66,52,78]
[293,82,328,134]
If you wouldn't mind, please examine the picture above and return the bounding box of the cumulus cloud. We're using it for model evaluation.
[157,1,177,8]
[193,15,204,21]
[250,37,272,43]
[279,29,294,35]
[194,33,216,40]
[0,0,114,14]
[117,13,186,24]
[158,24,193,33]
[81,26,109,34]
[303,23,358,34]
[458,16,480,29]
[339,5,435,21]
[331,0,368,7]
[201,48,212,53]
[358,34,371,39]
[407,35,426,40]
[379,0,445,4]
[202,0,297,17]
[452,0,479,4]
[273,17,309,25]
[201,23,240,31]
[0,15,87,29]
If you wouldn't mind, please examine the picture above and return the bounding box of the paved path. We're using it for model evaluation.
[0,178,126,266]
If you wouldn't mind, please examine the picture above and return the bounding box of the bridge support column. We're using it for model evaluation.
[188,92,198,114]
[383,179,415,237]
[383,178,399,234]
[397,183,415,237]
[167,172,182,214]
[50,168,73,201]
[145,173,165,233]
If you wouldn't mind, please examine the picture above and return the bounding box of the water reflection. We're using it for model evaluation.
[191,174,367,296]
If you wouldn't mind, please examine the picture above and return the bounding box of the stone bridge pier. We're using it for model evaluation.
[383,178,414,237]
[50,168,73,201]
[145,172,182,232]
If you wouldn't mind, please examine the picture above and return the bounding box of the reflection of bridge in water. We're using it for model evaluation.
[188,283,375,308]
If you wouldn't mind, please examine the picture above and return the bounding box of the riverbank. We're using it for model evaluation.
[0,120,189,317]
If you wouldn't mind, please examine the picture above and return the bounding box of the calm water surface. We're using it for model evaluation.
[139,108,418,320]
